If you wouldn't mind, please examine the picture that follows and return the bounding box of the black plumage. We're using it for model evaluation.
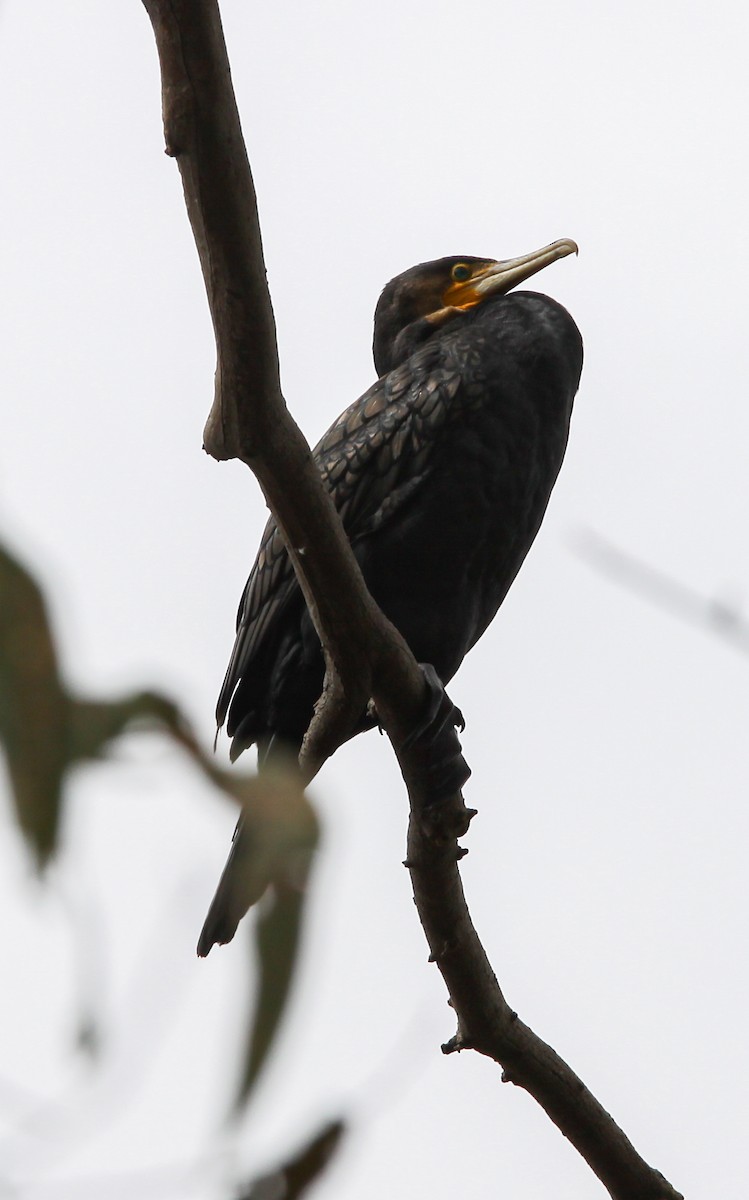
[199,240,583,955]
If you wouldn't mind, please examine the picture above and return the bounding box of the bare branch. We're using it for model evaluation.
[141,0,427,774]
[140,3,684,1196]
[406,803,682,1199]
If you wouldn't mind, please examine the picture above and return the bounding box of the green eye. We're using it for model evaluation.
[451,264,471,282]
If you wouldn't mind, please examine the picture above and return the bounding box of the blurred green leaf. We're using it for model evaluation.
[236,837,315,1109]
[0,543,198,864]
[0,537,279,866]
[0,540,323,1088]
[237,887,304,1109]
[237,1118,346,1200]
[0,543,69,865]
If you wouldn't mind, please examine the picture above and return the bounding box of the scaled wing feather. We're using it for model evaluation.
[216,341,463,730]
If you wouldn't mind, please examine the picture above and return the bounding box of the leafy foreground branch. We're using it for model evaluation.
[0,538,317,1117]
[140,1,683,1196]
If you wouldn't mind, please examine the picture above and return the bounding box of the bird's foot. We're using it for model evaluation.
[402,663,466,748]
[400,665,472,837]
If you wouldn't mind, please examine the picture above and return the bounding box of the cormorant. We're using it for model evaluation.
[198,239,583,955]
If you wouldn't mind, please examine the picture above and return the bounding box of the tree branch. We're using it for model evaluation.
[406,808,681,1199]
[141,0,427,778]
[140,3,683,1196]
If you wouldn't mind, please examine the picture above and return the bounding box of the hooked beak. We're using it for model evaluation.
[444,238,578,308]
[476,237,579,295]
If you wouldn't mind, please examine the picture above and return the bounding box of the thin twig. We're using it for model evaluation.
[575,528,749,654]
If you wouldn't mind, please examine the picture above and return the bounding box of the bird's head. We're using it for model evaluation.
[373,238,578,376]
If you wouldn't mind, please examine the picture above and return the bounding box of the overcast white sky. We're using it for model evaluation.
[1,1,748,1197]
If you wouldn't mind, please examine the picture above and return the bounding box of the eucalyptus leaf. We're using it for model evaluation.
[0,544,69,865]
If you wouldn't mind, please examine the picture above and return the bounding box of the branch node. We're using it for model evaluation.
[419,801,472,843]
[428,939,452,963]
[441,1031,472,1055]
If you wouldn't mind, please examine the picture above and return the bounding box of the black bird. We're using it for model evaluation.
[199,239,583,955]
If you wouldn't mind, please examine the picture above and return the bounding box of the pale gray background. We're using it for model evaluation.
[0,1,747,1196]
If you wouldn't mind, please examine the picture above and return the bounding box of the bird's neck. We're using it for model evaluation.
[376,306,477,376]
